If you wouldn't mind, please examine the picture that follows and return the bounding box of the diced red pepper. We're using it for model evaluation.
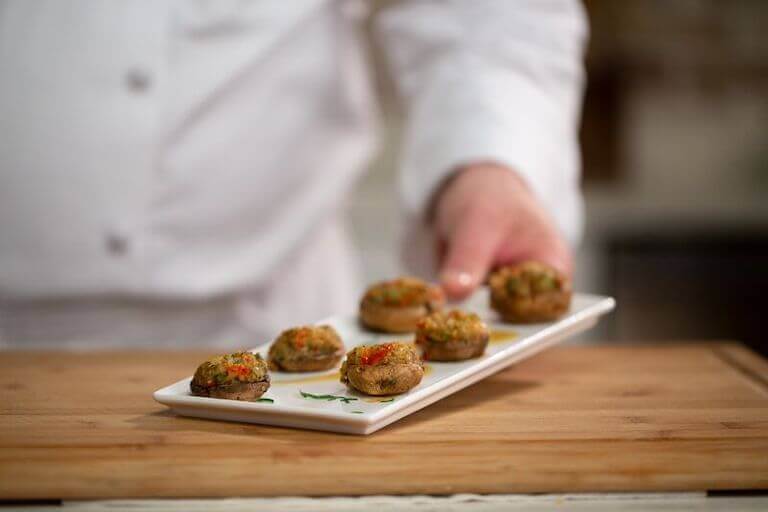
[360,344,393,366]
[227,364,251,378]
[293,329,308,349]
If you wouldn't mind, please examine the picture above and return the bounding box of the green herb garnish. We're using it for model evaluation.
[385,289,402,302]
[300,390,358,404]
[256,398,274,403]
[379,398,395,403]
[351,411,364,414]
[532,274,556,293]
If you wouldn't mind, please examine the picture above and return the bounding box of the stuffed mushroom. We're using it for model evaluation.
[489,261,571,323]
[268,325,345,372]
[359,277,445,333]
[340,342,424,395]
[416,310,489,361]
[190,351,270,400]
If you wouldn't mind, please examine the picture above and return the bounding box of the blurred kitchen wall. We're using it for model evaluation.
[347,0,768,352]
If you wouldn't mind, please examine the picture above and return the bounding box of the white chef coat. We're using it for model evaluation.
[0,0,587,348]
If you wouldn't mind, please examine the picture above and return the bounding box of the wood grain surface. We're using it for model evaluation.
[1,343,767,500]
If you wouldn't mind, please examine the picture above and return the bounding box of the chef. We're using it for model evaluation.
[0,0,587,348]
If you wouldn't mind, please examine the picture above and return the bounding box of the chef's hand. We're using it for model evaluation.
[434,163,572,300]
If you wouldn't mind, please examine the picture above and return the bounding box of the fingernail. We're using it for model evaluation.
[441,269,474,288]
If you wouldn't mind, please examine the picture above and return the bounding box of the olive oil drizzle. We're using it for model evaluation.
[488,330,517,345]
[362,396,396,403]
[273,371,340,385]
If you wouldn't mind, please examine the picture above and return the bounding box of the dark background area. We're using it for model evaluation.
[580,0,768,355]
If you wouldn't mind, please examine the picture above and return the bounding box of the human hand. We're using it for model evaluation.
[434,163,572,300]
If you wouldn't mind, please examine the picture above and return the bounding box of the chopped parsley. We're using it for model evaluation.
[300,390,358,404]
[255,398,274,403]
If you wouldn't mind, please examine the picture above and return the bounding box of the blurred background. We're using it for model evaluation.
[350,0,768,354]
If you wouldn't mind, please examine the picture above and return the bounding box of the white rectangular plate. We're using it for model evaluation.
[154,290,614,435]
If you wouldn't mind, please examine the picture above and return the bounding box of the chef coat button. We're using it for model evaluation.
[125,69,151,93]
[105,233,130,256]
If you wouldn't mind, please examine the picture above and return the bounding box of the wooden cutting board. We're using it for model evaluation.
[1,343,767,500]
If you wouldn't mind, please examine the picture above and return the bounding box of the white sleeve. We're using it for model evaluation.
[375,0,588,246]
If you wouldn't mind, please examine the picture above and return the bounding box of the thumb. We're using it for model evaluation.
[439,209,504,301]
